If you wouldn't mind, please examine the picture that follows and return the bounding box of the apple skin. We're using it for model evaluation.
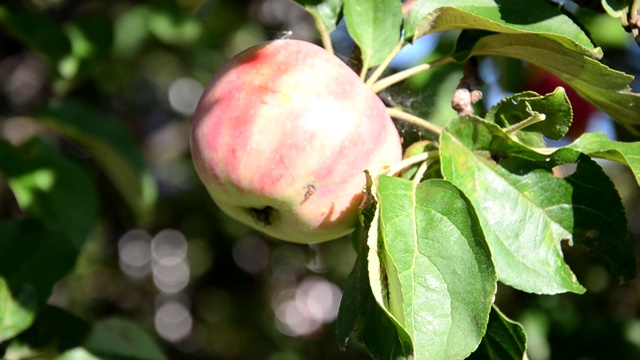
[191,39,402,243]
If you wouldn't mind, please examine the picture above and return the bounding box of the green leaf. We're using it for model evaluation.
[372,176,496,359]
[404,0,598,57]
[56,348,102,360]
[291,0,344,33]
[34,100,157,226]
[0,139,96,305]
[485,88,573,147]
[84,318,168,360]
[0,219,79,308]
[561,132,640,188]
[453,31,640,132]
[0,278,36,342]
[468,306,527,359]
[15,306,91,352]
[336,244,413,359]
[336,180,412,359]
[344,0,403,68]
[0,139,97,247]
[440,117,586,294]
[0,5,72,74]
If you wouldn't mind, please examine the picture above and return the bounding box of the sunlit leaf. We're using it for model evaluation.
[371,176,496,359]
[440,117,584,294]
[404,0,598,57]
[441,117,635,291]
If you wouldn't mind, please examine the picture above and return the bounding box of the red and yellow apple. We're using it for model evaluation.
[190,39,402,243]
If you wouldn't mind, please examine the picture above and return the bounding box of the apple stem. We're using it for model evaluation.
[371,56,454,94]
[365,40,406,88]
[387,107,442,136]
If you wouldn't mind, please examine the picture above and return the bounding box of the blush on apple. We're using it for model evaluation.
[191,39,402,243]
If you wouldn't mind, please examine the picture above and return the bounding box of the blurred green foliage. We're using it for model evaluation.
[0,0,639,359]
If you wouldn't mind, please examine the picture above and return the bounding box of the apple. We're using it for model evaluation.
[190,39,402,243]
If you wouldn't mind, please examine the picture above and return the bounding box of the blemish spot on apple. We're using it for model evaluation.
[249,206,274,226]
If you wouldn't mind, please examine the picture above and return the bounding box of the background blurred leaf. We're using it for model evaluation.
[0,278,36,342]
[83,318,167,360]
[0,4,72,76]
[0,139,97,247]
[35,101,157,226]
[10,306,91,356]
[0,138,96,305]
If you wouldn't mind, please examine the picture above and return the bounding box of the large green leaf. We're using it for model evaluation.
[0,278,36,342]
[344,0,403,68]
[453,31,640,132]
[468,306,527,359]
[441,117,634,292]
[371,176,496,359]
[404,0,598,57]
[35,100,157,226]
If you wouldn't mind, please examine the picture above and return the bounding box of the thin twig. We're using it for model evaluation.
[371,56,454,94]
[387,107,443,136]
[365,40,405,88]
[452,57,483,116]
[412,160,429,186]
[386,151,431,176]
[313,15,333,55]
